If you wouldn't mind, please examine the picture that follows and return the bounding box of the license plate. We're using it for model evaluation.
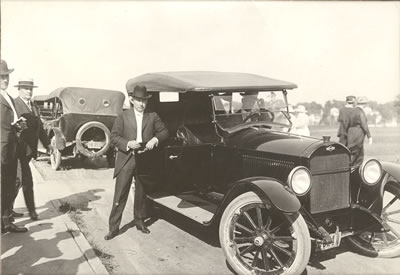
[318,231,342,251]
[87,141,105,149]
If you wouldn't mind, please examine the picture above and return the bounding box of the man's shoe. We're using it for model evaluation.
[4,223,28,233]
[29,211,39,221]
[104,230,119,240]
[11,210,24,218]
[134,219,150,234]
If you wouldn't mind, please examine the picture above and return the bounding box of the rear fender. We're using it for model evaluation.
[206,177,300,227]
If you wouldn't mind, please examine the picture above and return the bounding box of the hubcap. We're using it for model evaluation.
[254,236,264,246]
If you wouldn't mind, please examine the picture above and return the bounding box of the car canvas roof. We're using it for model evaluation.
[126,71,297,93]
[33,87,125,115]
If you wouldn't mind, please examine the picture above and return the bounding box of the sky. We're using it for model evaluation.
[1,1,399,105]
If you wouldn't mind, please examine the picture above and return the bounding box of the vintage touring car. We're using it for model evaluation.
[33,87,125,170]
[130,71,400,274]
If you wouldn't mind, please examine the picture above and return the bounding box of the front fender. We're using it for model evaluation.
[381,162,400,183]
[205,176,300,227]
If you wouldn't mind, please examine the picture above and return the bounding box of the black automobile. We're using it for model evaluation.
[33,87,125,170]
[129,71,400,274]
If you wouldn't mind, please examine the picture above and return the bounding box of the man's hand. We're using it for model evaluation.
[145,137,158,150]
[127,140,142,150]
[368,137,373,145]
[14,120,28,133]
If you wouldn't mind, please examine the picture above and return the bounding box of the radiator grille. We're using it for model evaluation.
[309,153,350,213]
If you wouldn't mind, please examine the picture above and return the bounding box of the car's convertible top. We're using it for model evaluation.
[126,71,297,93]
[33,87,125,115]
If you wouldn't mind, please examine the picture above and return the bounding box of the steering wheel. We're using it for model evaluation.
[243,110,261,122]
[263,109,275,122]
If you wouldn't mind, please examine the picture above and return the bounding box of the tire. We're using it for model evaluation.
[50,136,62,170]
[75,121,111,158]
[347,181,400,257]
[219,191,311,275]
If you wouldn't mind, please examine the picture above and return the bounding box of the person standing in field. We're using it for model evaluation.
[347,96,372,167]
[337,95,356,145]
[293,105,310,136]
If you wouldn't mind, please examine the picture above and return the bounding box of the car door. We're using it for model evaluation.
[164,144,214,194]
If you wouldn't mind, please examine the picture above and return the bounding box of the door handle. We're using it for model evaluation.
[169,155,178,160]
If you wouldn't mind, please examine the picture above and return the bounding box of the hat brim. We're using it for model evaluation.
[129,94,152,100]
[1,68,14,75]
[14,84,38,88]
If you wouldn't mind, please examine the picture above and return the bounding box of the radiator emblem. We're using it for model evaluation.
[326,146,335,152]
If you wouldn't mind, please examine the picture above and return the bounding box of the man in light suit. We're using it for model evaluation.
[13,78,51,220]
[105,85,168,240]
[1,59,28,233]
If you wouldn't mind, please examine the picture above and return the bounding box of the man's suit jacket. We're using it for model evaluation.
[111,108,169,178]
[14,97,50,159]
[1,93,18,165]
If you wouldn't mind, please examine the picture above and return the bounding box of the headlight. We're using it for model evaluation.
[287,166,312,196]
[360,159,382,186]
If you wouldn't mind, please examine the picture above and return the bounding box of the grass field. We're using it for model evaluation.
[310,126,400,164]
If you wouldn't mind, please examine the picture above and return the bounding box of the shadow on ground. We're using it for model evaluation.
[1,189,104,275]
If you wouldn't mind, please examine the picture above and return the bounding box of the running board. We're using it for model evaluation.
[147,193,217,224]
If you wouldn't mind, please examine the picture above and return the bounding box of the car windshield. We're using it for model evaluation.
[212,91,292,132]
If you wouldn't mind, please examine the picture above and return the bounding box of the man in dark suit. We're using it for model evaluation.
[13,78,51,220]
[105,85,168,240]
[1,59,28,233]
[337,95,356,145]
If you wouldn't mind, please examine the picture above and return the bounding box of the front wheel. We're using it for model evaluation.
[347,181,400,257]
[219,192,311,275]
[50,136,62,170]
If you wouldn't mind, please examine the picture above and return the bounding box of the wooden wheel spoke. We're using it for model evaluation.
[256,207,263,229]
[387,218,400,225]
[273,235,295,242]
[382,232,388,246]
[270,222,285,235]
[261,248,270,271]
[236,222,255,235]
[234,236,254,244]
[272,242,294,258]
[383,195,400,212]
[251,249,260,268]
[243,211,258,230]
[268,247,284,268]
[263,216,272,230]
[388,225,400,239]
[387,209,400,216]
[240,244,256,256]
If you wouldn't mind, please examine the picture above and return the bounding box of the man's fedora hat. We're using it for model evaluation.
[345,95,356,103]
[14,78,38,88]
[128,85,151,99]
[1,60,14,75]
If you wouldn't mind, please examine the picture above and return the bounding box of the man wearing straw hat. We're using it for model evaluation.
[12,78,52,221]
[0,60,28,233]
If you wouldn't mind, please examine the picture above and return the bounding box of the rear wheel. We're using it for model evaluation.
[50,136,62,170]
[75,121,111,158]
[347,181,400,257]
[219,192,311,275]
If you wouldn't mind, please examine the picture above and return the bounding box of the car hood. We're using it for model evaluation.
[225,128,322,157]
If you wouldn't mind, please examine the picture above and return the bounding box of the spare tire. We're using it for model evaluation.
[75,121,111,158]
